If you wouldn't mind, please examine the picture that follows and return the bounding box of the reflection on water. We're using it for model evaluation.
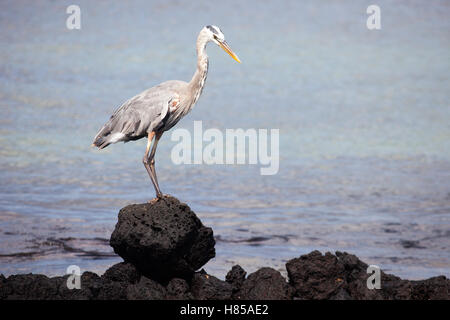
[0,0,449,280]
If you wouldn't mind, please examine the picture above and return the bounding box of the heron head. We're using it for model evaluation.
[204,25,241,63]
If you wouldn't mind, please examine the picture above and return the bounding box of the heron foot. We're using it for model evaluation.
[148,193,167,204]
[148,197,159,204]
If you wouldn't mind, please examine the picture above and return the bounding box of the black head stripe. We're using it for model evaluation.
[206,25,219,35]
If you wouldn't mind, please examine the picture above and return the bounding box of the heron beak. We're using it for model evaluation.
[219,41,241,63]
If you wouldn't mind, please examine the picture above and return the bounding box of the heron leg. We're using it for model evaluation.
[142,131,163,199]
[149,132,163,194]
[143,132,155,186]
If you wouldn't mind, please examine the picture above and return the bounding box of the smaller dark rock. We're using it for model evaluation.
[166,278,193,300]
[285,250,449,300]
[102,262,140,284]
[335,251,366,271]
[126,276,166,300]
[190,272,232,300]
[382,276,412,300]
[1,274,60,300]
[97,280,128,300]
[226,265,247,297]
[329,288,353,300]
[226,265,247,287]
[0,274,7,299]
[80,272,103,297]
[286,251,346,300]
[55,275,93,300]
[237,267,293,300]
[411,276,450,300]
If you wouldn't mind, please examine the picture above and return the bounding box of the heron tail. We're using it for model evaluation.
[92,133,111,149]
[92,124,127,149]
[92,124,114,149]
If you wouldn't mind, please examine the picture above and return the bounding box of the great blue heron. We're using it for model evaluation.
[92,25,240,200]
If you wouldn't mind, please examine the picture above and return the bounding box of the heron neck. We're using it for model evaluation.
[188,39,209,105]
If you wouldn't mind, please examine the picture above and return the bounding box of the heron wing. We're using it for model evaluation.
[92,81,186,148]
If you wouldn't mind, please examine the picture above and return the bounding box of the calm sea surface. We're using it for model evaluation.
[0,0,449,280]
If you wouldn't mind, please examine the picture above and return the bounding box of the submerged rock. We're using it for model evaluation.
[110,196,215,281]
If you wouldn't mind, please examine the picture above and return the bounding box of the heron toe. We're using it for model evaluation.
[148,198,159,204]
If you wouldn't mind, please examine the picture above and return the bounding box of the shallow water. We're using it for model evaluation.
[0,0,449,280]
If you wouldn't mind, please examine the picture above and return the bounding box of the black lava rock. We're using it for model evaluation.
[286,250,349,300]
[410,276,450,300]
[226,265,247,286]
[0,274,7,300]
[226,265,247,297]
[96,281,128,300]
[0,274,61,300]
[54,274,94,300]
[1,251,448,300]
[110,196,215,281]
[236,267,294,300]
[286,251,450,300]
[126,276,166,300]
[101,262,140,284]
[0,270,133,300]
[190,271,233,300]
[166,278,193,300]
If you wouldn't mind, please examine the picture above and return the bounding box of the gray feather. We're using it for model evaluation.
[92,80,188,149]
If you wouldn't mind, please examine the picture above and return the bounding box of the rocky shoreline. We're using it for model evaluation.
[1,196,449,300]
